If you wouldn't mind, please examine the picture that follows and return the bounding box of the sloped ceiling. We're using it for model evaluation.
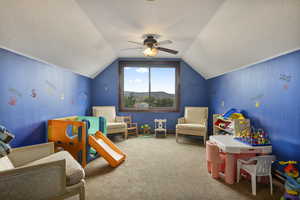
[0,0,116,77]
[0,0,299,79]
[183,0,300,78]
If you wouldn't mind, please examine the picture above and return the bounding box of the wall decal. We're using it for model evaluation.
[84,92,88,99]
[8,96,17,106]
[8,88,22,97]
[79,91,88,101]
[46,87,54,96]
[45,80,57,96]
[45,80,57,90]
[103,84,109,92]
[221,100,225,107]
[280,74,291,82]
[60,93,65,100]
[250,94,264,101]
[255,101,260,108]
[31,89,37,98]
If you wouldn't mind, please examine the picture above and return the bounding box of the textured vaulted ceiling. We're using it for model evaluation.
[0,0,300,79]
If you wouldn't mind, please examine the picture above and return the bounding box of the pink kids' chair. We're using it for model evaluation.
[206,141,225,179]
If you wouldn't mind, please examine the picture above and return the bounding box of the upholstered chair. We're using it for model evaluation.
[176,107,208,143]
[0,142,86,200]
[92,106,128,139]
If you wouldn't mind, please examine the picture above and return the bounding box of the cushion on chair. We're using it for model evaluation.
[24,151,85,186]
[176,123,206,131]
[107,122,126,130]
[93,106,116,122]
[0,156,14,172]
[184,107,208,124]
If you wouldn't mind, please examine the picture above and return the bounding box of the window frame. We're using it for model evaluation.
[118,61,180,112]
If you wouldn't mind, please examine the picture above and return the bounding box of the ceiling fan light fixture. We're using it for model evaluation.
[143,47,158,57]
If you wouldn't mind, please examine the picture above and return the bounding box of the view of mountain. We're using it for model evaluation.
[124,91,174,99]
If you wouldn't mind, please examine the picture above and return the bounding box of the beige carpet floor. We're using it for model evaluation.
[68,135,282,200]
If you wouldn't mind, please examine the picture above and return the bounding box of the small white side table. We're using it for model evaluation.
[154,119,167,137]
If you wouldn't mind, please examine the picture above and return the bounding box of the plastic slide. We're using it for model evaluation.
[89,131,126,167]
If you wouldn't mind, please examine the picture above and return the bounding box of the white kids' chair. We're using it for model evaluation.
[237,155,275,196]
[154,119,167,137]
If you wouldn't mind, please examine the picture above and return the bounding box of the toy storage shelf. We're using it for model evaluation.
[213,114,250,136]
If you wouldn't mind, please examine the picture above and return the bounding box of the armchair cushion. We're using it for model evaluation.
[184,107,208,124]
[176,123,206,131]
[93,106,116,123]
[115,116,125,123]
[24,151,85,186]
[107,122,126,130]
[0,156,14,171]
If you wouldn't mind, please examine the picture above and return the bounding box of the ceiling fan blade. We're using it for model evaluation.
[157,47,178,55]
[120,47,143,51]
[128,41,144,46]
[157,40,172,46]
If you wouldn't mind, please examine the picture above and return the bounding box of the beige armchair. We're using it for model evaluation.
[0,142,85,200]
[176,107,208,144]
[92,106,128,139]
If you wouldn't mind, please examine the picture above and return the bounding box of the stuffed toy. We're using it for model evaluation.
[0,125,15,157]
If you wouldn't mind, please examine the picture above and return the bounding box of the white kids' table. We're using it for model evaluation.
[209,135,272,184]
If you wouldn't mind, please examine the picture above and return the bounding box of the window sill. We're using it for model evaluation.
[119,108,179,113]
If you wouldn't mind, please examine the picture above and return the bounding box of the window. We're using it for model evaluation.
[119,61,180,112]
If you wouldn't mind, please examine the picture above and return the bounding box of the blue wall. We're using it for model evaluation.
[208,50,300,161]
[92,58,208,130]
[4,42,298,163]
[0,48,92,147]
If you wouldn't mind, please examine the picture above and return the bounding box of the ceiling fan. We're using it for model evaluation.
[125,34,178,57]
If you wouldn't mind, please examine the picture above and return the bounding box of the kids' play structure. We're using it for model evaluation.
[48,116,126,168]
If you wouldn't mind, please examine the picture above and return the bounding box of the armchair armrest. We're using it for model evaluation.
[200,119,208,127]
[0,160,66,200]
[8,142,54,167]
[177,117,185,124]
[115,116,125,123]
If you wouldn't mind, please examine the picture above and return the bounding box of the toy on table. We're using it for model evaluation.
[48,116,126,168]
[141,124,151,134]
[0,125,15,157]
[279,161,300,200]
[234,127,271,146]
